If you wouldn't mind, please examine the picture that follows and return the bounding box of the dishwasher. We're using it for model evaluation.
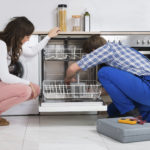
[38,33,107,113]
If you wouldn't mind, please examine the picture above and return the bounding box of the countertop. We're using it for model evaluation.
[33,31,150,35]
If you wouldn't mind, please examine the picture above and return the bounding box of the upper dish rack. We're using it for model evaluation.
[44,46,85,60]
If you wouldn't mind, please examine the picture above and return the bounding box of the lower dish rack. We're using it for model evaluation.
[43,80,102,100]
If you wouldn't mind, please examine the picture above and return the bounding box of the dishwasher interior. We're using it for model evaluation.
[39,34,107,112]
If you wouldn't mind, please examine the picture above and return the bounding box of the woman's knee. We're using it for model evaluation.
[17,84,32,99]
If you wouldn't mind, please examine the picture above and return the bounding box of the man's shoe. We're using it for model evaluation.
[122,108,140,117]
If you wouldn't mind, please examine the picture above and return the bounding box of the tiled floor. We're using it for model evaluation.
[1,115,150,150]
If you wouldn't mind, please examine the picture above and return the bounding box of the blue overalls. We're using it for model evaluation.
[98,66,150,122]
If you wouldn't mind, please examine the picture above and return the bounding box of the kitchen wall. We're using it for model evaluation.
[0,0,150,31]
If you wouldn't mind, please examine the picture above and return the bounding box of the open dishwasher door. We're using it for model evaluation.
[38,33,107,113]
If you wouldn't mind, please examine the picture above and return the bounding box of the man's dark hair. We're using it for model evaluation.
[83,35,107,53]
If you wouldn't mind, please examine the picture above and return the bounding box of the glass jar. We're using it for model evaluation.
[72,15,81,31]
[58,4,67,32]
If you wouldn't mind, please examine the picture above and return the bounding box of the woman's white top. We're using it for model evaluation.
[0,35,50,85]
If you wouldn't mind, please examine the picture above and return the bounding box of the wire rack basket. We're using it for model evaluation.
[44,47,85,60]
[43,80,102,100]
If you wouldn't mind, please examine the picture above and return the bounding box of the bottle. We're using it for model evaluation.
[58,4,67,32]
[84,10,90,32]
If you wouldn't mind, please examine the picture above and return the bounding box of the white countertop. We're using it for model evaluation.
[33,31,150,35]
[33,31,101,35]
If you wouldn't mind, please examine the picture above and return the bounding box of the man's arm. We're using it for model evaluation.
[65,62,81,82]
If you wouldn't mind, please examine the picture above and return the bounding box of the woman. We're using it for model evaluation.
[0,16,60,126]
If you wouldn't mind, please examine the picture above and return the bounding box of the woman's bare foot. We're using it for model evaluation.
[0,117,9,126]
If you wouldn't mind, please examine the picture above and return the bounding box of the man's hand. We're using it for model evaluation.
[65,77,76,84]
[65,63,81,83]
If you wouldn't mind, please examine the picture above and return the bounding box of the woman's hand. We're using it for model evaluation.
[29,82,37,99]
[48,27,60,38]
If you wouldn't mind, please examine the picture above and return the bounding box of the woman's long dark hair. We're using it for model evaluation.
[0,17,34,63]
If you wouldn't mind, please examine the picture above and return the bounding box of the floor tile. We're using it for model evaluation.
[0,141,22,150]
[0,116,29,150]
[0,116,28,141]
[22,115,107,150]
